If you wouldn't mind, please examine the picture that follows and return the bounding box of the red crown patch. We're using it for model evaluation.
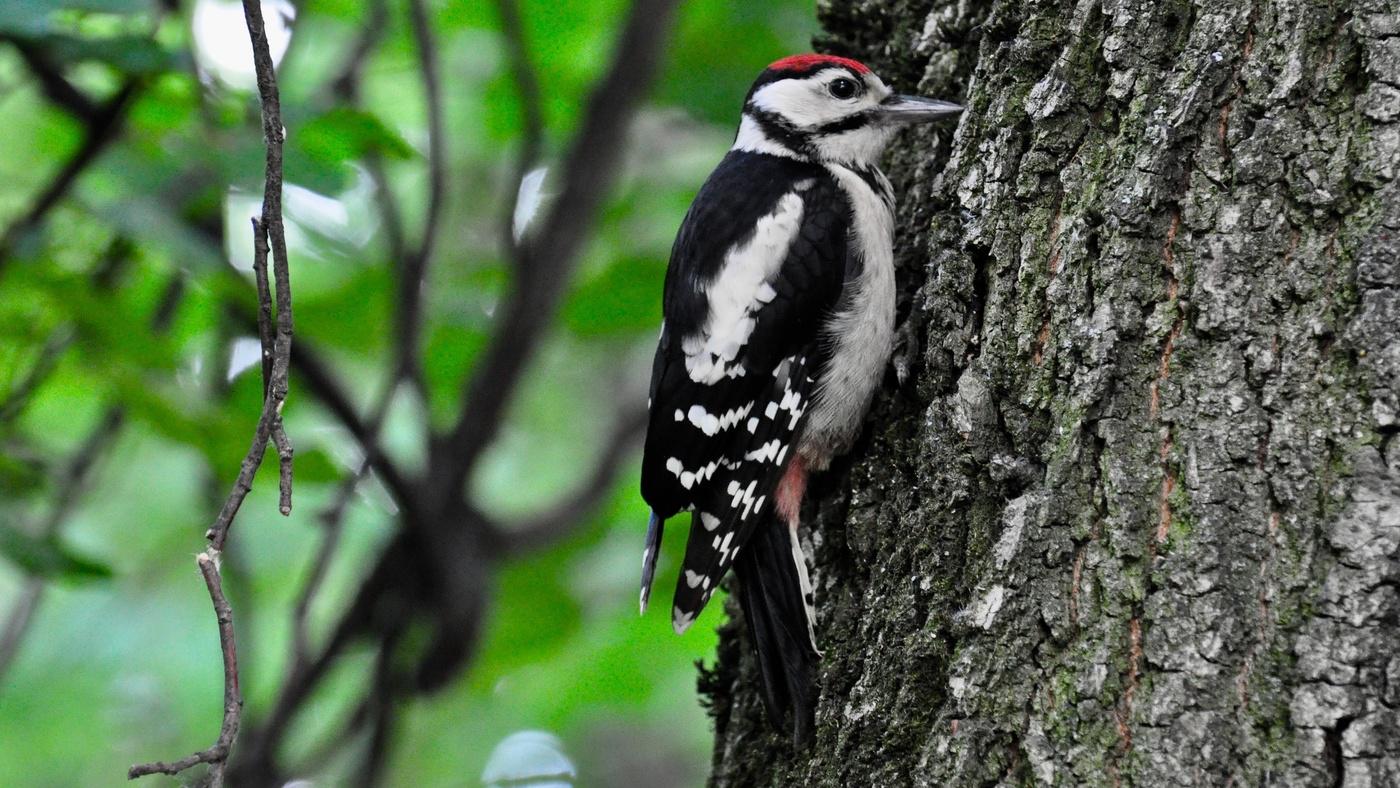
[766,53,871,75]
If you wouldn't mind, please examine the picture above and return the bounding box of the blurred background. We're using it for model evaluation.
[0,0,819,784]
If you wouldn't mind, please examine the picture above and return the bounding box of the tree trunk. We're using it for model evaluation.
[703,0,1400,785]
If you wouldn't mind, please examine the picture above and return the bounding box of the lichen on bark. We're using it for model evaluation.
[703,1,1400,785]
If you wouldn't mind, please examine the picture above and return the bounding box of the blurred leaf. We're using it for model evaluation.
[563,257,663,337]
[0,0,154,35]
[0,451,48,498]
[23,33,184,75]
[293,447,344,484]
[298,108,417,167]
[475,547,584,680]
[423,323,488,426]
[0,523,114,581]
[294,266,393,354]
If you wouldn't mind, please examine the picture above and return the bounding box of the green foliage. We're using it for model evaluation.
[0,0,819,784]
[297,107,418,165]
[0,523,113,581]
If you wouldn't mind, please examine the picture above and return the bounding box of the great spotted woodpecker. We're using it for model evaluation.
[638,54,961,742]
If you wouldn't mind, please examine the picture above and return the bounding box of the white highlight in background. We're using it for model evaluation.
[192,0,295,89]
[512,167,549,243]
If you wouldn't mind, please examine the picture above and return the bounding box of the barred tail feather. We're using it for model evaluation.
[786,522,821,657]
[734,516,818,746]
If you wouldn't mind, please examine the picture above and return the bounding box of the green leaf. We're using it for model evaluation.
[0,523,114,581]
[0,0,155,36]
[292,447,344,484]
[0,452,48,498]
[297,108,417,167]
[563,257,664,336]
[25,33,184,75]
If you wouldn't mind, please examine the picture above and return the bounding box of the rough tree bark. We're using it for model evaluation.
[704,1,1399,785]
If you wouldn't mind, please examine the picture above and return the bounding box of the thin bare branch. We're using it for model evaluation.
[250,217,295,514]
[251,217,295,514]
[251,218,276,390]
[246,0,297,524]
[224,2,682,778]
[127,552,242,786]
[219,276,414,514]
[128,0,294,780]
[493,0,545,256]
[271,424,294,515]
[438,0,680,489]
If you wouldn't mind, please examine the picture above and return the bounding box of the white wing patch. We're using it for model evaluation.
[666,457,720,490]
[683,192,805,385]
[726,479,761,520]
[744,438,784,463]
[686,402,754,436]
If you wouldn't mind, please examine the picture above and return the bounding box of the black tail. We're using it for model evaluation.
[733,517,818,746]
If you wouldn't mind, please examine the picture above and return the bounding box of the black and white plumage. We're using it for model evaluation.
[638,54,960,742]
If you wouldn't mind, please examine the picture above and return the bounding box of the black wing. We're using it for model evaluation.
[639,151,850,632]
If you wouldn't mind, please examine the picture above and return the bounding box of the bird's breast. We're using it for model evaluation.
[799,164,896,468]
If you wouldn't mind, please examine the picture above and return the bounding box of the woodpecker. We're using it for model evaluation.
[638,54,961,743]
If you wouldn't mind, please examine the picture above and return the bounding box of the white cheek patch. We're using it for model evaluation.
[683,192,804,384]
[751,76,843,127]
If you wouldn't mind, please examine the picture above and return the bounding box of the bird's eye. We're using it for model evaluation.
[828,78,859,99]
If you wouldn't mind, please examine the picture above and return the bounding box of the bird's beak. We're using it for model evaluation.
[878,94,963,123]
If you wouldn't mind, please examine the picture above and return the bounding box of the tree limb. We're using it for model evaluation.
[0,35,101,123]
[396,0,447,392]
[436,0,680,490]
[493,0,545,256]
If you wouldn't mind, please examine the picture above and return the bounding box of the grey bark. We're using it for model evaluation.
[704,1,1400,785]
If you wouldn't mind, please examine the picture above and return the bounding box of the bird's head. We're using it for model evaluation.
[736,54,961,166]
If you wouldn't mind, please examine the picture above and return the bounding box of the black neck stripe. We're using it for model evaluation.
[743,106,814,157]
[813,110,876,136]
